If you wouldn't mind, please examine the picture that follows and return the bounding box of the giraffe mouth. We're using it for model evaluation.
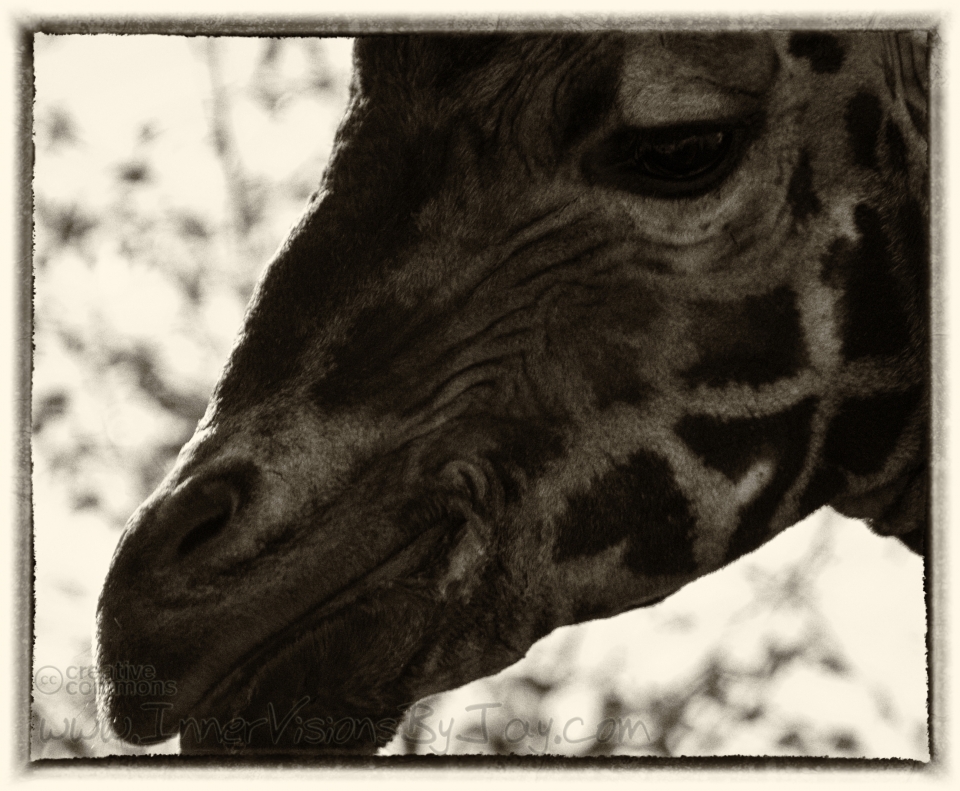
[169,516,469,754]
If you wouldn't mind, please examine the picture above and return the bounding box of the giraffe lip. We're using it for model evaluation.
[174,518,463,750]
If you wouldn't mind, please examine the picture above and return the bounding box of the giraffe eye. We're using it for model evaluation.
[632,131,732,181]
[586,122,750,198]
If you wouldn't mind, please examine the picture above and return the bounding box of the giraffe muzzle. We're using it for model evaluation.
[95,440,509,753]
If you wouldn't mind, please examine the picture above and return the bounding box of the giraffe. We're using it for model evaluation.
[96,30,929,754]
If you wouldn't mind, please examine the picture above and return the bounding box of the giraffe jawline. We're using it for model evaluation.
[175,519,465,754]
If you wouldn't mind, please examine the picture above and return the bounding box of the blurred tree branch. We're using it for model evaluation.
[203,39,259,269]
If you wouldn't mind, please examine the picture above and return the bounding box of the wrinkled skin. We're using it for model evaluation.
[97,32,928,754]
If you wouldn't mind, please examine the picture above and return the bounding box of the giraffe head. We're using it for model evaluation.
[97,31,928,753]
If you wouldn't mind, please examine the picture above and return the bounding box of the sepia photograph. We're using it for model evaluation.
[20,10,936,776]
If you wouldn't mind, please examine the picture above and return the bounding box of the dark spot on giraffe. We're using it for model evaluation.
[562,283,658,409]
[821,203,912,360]
[797,466,846,519]
[677,411,773,483]
[684,286,808,388]
[787,32,846,74]
[884,118,909,174]
[822,389,921,476]
[786,148,822,222]
[553,450,697,577]
[844,91,883,171]
[311,299,436,410]
[485,421,565,505]
[583,342,652,410]
[724,398,818,563]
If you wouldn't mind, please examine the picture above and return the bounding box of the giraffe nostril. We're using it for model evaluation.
[173,479,240,558]
[177,507,232,558]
